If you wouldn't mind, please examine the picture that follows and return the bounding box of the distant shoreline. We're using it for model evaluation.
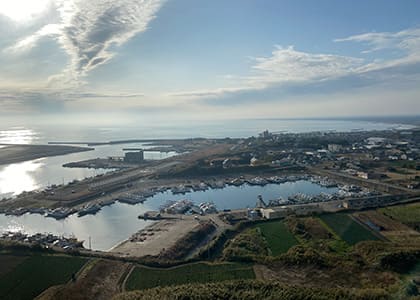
[250,116,420,127]
[0,144,94,166]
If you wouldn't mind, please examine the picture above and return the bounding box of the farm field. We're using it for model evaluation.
[354,211,420,244]
[0,254,87,300]
[379,202,420,230]
[256,221,298,255]
[319,213,379,245]
[125,262,255,290]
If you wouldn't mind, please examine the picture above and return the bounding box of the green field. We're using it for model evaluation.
[380,203,420,226]
[319,213,379,245]
[0,254,87,300]
[0,255,28,278]
[126,263,255,290]
[256,221,298,255]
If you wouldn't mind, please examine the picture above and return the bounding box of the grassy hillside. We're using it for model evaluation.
[116,280,390,300]
[320,213,379,245]
[126,262,255,290]
[380,203,420,231]
[257,221,299,255]
[0,254,87,300]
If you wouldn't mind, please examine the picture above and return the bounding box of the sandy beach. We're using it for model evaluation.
[0,144,93,165]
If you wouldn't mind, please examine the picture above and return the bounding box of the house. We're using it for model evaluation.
[357,172,386,180]
[250,157,260,166]
[357,171,369,179]
[328,144,343,152]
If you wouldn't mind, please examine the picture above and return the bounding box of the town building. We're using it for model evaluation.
[328,144,344,152]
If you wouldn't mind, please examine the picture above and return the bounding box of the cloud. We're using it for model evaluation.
[169,46,365,100]
[335,27,420,55]
[56,0,165,83]
[248,46,364,86]
[171,27,420,103]
[65,92,144,99]
[0,88,146,114]
[7,0,165,86]
[0,89,144,101]
[334,27,420,74]
[5,24,61,53]
[168,87,255,99]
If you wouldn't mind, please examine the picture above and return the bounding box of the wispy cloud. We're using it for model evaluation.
[169,46,365,99]
[7,0,165,86]
[171,27,420,101]
[334,27,420,73]
[335,27,420,54]
[0,88,145,114]
[0,89,144,101]
[0,86,154,119]
[56,0,165,84]
[248,46,363,86]
[5,24,61,53]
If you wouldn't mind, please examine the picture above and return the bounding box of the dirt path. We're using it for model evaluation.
[120,265,135,292]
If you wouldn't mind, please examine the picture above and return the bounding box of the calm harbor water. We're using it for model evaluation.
[0,143,176,199]
[0,181,337,251]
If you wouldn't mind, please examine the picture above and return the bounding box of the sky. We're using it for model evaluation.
[0,0,420,125]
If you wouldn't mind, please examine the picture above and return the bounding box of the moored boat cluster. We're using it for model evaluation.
[0,231,84,250]
[0,174,378,219]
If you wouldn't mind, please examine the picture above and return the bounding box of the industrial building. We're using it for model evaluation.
[260,207,290,219]
[124,151,144,163]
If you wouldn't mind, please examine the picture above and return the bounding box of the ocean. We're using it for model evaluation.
[0,118,414,144]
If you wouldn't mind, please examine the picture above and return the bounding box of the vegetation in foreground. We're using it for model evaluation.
[380,202,420,231]
[219,215,419,297]
[0,254,87,300]
[222,220,298,261]
[115,280,390,300]
[125,262,255,290]
[37,259,130,300]
[222,227,269,261]
[0,254,28,277]
[319,213,380,245]
[256,220,299,255]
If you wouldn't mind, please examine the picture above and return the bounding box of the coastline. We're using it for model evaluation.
[0,144,94,165]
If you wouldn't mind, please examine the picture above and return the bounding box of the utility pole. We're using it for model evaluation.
[89,236,91,250]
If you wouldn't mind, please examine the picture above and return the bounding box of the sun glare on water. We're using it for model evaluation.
[0,160,41,197]
[0,129,36,144]
[0,0,50,22]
